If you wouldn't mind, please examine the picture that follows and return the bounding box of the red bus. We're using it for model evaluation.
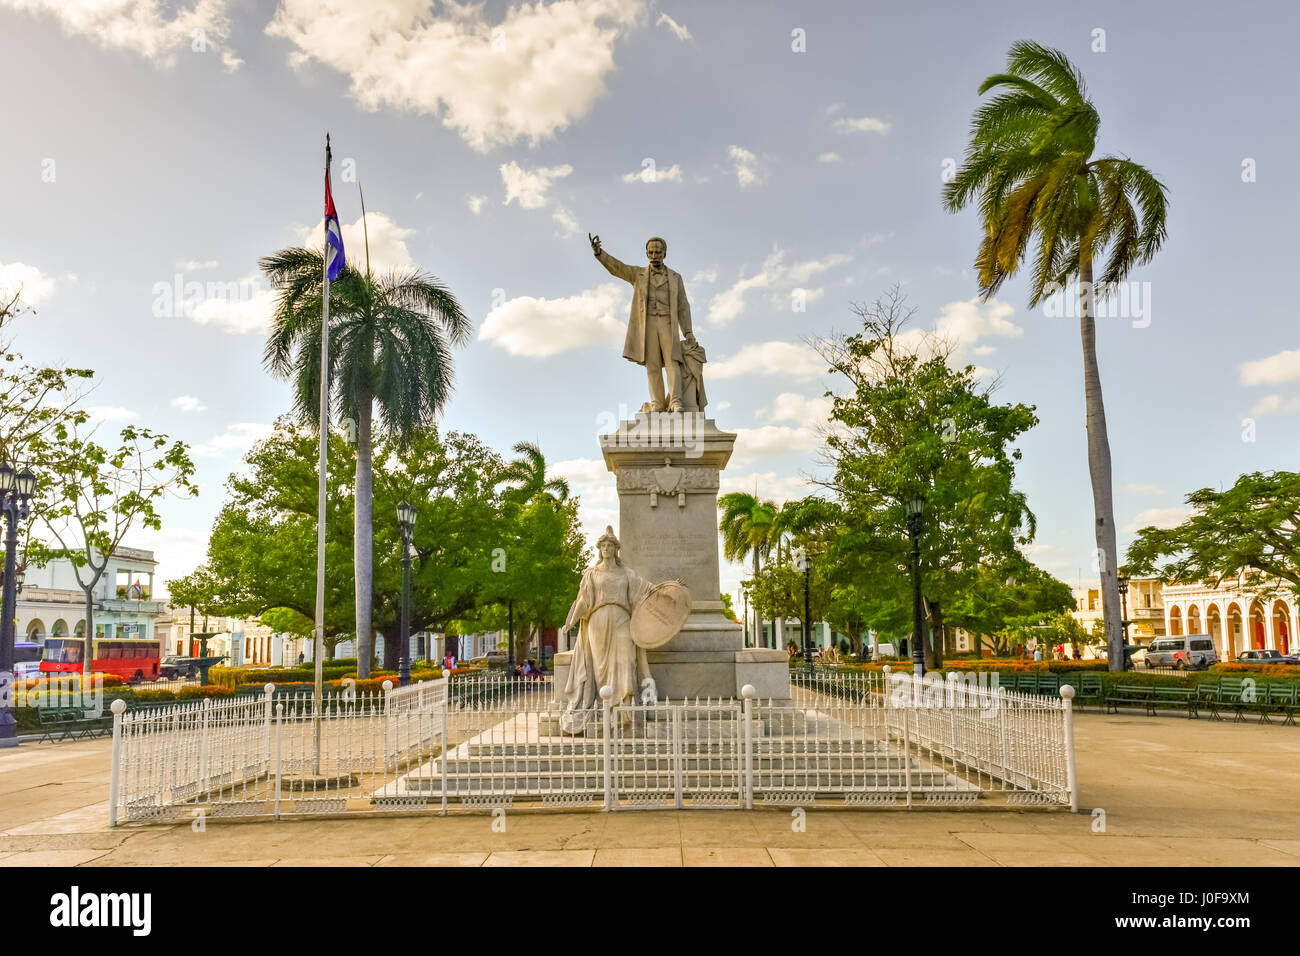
[40,636,162,683]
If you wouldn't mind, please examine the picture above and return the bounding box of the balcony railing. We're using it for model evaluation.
[100,598,166,615]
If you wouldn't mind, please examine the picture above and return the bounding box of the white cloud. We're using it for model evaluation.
[690,268,718,285]
[720,470,814,505]
[86,406,139,423]
[731,425,822,463]
[171,395,207,414]
[188,211,416,336]
[138,526,210,586]
[0,261,56,305]
[479,283,627,358]
[265,0,645,152]
[550,456,616,551]
[935,298,1020,345]
[1249,394,1300,417]
[467,194,488,215]
[2,0,239,67]
[501,161,573,210]
[192,422,275,458]
[656,11,691,41]
[708,263,773,325]
[175,259,220,271]
[785,252,852,285]
[832,115,891,134]
[1239,349,1300,386]
[818,152,842,164]
[621,163,682,184]
[710,342,824,381]
[728,145,764,188]
[708,247,852,324]
[185,276,279,335]
[1124,506,1192,534]
[551,205,579,237]
[762,392,833,428]
[294,210,416,274]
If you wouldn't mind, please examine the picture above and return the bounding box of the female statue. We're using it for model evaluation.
[559,526,657,733]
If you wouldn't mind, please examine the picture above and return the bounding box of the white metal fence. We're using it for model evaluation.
[108,668,1076,824]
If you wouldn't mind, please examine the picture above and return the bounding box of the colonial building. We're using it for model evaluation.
[18,546,166,648]
[1069,574,1295,659]
[1160,580,1296,657]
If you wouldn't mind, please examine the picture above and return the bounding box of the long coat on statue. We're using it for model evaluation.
[595,249,694,366]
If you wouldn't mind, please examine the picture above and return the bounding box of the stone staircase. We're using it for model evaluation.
[375,707,983,807]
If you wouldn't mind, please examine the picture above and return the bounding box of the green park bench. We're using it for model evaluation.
[1071,673,1105,709]
[1258,682,1300,726]
[1105,684,1151,714]
[1032,674,1061,696]
[35,707,108,743]
[1200,677,1251,722]
[1147,686,1198,718]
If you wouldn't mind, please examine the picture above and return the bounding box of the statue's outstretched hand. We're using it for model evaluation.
[588,233,602,256]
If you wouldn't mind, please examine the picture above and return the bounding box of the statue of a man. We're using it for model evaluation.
[589,233,705,414]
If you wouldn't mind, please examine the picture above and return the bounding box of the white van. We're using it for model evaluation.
[1145,634,1218,669]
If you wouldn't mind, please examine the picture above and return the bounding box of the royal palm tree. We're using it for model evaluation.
[262,248,470,678]
[719,492,777,648]
[498,440,570,504]
[943,41,1168,671]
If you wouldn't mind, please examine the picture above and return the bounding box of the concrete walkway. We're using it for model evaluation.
[1,710,1297,866]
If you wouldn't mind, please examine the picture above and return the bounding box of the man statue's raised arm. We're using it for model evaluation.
[589,233,637,284]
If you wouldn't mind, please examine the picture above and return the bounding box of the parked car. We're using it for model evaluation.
[469,651,508,665]
[159,655,199,680]
[1145,635,1218,669]
[1233,649,1299,665]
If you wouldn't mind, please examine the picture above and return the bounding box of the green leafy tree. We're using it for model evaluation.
[1125,471,1300,600]
[943,41,1169,670]
[165,565,229,656]
[27,422,197,674]
[261,247,471,678]
[947,557,1075,654]
[720,592,737,623]
[815,288,1039,669]
[467,441,585,665]
[201,419,358,656]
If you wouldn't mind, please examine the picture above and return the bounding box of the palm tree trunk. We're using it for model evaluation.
[1079,258,1124,672]
[752,550,764,649]
[355,394,374,679]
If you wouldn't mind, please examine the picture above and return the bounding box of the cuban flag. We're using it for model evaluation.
[325,163,346,281]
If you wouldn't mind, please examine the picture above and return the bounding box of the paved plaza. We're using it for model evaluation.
[1,710,1298,866]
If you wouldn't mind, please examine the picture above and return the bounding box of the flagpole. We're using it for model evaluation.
[313,134,332,773]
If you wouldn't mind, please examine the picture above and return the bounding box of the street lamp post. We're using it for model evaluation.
[794,547,812,674]
[1117,575,1131,670]
[397,500,417,687]
[905,495,926,678]
[0,462,36,746]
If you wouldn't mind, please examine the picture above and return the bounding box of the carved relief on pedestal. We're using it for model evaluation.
[616,459,719,507]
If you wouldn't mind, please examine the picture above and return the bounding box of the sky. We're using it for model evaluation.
[2,0,1298,610]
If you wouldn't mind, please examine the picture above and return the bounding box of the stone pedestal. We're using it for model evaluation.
[554,412,790,702]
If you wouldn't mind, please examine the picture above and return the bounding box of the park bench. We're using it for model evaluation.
[1072,673,1105,709]
[1032,674,1061,696]
[1147,686,1198,718]
[1104,684,1151,714]
[1258,682,1300,726]
[35,707,109,743]
[1200,677,1251,722]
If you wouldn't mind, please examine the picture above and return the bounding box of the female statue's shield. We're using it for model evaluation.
[631,581,692,648]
